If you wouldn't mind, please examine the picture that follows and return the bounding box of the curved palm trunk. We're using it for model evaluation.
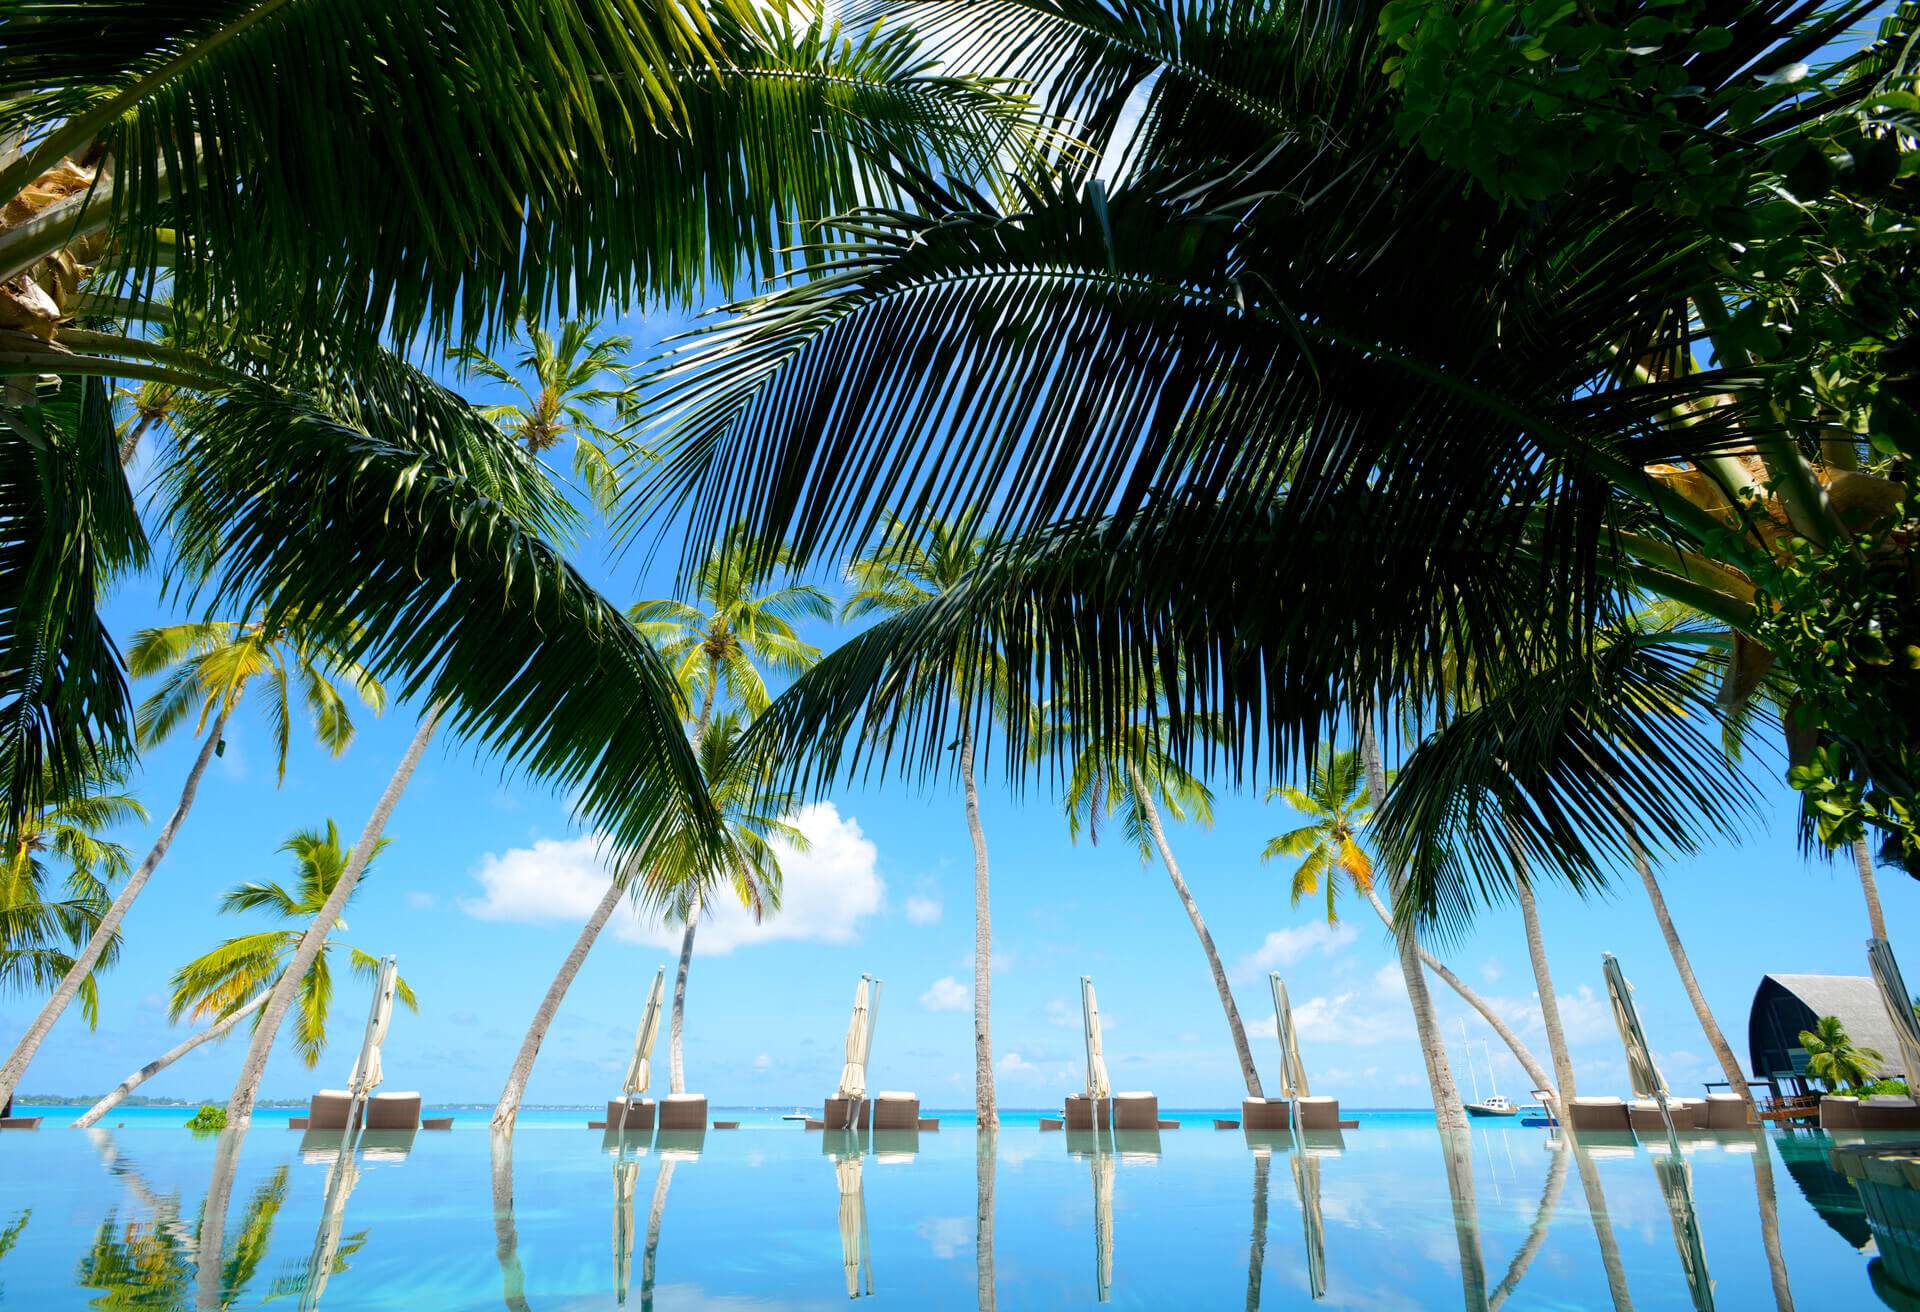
[0,708,230,1108]
[494,873,627,1131]
[1358,719,1469,1133]
[1131,765,1263,1098]
[489,1129,533,1312]
[643,1157,677,1310]
[1511,822,1577,1106]
[1489,1142,1568,1311]
[960,723,996,1129]
[74,989,268,1129]
[1362,888,1557,1098]
[225,708,440,1130]
[669,912,698,1095]
[1854,837,1888,941]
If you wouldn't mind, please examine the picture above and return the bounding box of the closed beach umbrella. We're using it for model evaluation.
[1869,939,1920,1092]
[837,975,873,1107]
[1082,976,1112,1102]
[347,956,399,1100]
[836,1151,871,1298]
[1270,973,1311,1100]
[613,1158,639,1305]
[1291,1151,1328,1301]
[1654,1150,1716,1312]
[1602,954,1668,1104]
[300,1152,360,1312]
[616,966,667,1136]
[1091,1145,1115,1302]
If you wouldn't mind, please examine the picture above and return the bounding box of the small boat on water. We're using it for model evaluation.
[1458,1023,1519,1117]
[781,1109,810,1122]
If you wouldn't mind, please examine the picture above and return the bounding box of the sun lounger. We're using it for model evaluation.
[1628,1099,1701,1132]
[872,1092,920,1130]
[804,1118,828,1130]
[1821,1095,1863,1131]
[712,1121,739,1129]
[1063,1095,1112,1131]
[1039,1117,1063,1131]
[1858,1095,1920,1130]
[1702,1092,1752,1129]
[1565,1096,1632,1132]
[823,1096,870,1130]
[421,1116,452,1130]
[1241,1097,1290,1131]
[1294,1096,1340,1131]
[0,1116,42,1129]
[659,1093,708,1131]
[1215,1119,1241,1130]
[918,1118,939,1130]
[1113,1092,1159,1130]
[305,1089,423,1131]
[598,1097,656,1131]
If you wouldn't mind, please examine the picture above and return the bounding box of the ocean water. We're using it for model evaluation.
[0,1107,1906,1309]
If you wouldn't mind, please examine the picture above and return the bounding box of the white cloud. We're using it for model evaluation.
[905,896,943,925]
[405,890,436,910]
[921,976,970,1012]
[753,1052,773,1071]
[1237,922,1358,975]
[1046,997,1076,1028]
[998,1052,1036,1074]
[1268,963,1413,1046]
[459,803,885,956]
[991,951,1014,974]
[916,1217,971,1260]
[1478,958,1503,984]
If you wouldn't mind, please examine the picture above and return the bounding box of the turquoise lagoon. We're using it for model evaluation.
[0,1107,1906,1308]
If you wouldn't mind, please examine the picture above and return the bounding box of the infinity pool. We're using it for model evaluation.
[0,1108,1905,1309]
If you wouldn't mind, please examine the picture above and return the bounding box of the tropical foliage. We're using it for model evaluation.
[0,767,142,1025]
[1799,1014,1886,1092]
[622,0,1920,912]
[169,822,416,1068]
[1263,747,1374,926]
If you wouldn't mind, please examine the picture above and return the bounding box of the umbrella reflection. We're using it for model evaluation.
[1245,1148,1270,1311]
[1291,1148,1328,1301]
[835,1151,874,1297]
[1651,1144,1715,1312]
[614,1157,640,1305]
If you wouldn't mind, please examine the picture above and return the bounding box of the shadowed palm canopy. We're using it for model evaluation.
[0,0,1048,843]
[624,0,1914,916]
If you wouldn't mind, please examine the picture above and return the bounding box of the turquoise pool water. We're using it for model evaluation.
[0,1107,1906,1309]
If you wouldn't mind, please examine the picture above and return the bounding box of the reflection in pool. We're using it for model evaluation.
[0,1110,1914,1308]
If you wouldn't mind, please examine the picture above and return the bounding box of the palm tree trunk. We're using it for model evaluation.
[1489,1142,1568,1310]
[1854,836,1888,941]
[224,707,440,1130]
[493,872,626,1131]
[976,1123,998,1311]
[118,410,160,466]
[1439,1131,1490,1312]
[195,1125,246,1311]
[1244,1148,1271,1312]
[1510,819,1577,1106]
[73,989,268,1129]
[669,911,698,1095]
[489,1129,533,1312]
[1571,1141,1635,1312]
[0,707,231,1108]
[1358,717,1469,1133]
[1130,762,1264,1098]
[643,1157,677,1310]
[1362,888,1557,1098]
[960,722,996,1129]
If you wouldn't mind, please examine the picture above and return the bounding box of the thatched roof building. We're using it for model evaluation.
[1748,973,1904,1095]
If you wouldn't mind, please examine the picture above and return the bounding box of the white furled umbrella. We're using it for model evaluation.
[1081,976,1112,1106]
[613,1158,639,1305]
[299,1152,360,1312]
[1654,1150,1716,1312]
[1602,954,1673,1139]
[1291,1150,1328,1301]
[338,955,398,1158]
[1868,939,1920,1093]
[616,967,667,1136]
[836,975,874,1121]
[1270,973,1311,1100]
[835,1151,872,1298]
[1091,1145,1115,1302]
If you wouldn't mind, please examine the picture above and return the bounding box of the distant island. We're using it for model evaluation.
[15,1095,309,1108]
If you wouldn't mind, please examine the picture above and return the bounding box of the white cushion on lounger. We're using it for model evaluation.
[1115,1092,1155,1100]
[664,1093,706,1102]
[875,1091,917,1101]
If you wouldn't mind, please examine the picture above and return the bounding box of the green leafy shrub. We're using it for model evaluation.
[184,1105,227,1132]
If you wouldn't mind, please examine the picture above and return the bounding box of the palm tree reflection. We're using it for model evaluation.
[1488,1140,1567,1310]
[489,1127,533,1312]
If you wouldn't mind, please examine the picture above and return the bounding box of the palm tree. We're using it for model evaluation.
[1265,739,1559,1103]
[450,319,635,513]
[74,821,415,1129]
[1,769,144,1028]
[1800,1015,1884,1092]
[1053,684,1264,1099]
[631,532,829,1088]
[842,511,1007,1125]
[633,527,833,739]
[0,616,382,1108]
[0,0,1044,882]
[495,709,801,1125]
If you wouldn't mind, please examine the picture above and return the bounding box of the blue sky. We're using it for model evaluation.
[8,305,1914,1113]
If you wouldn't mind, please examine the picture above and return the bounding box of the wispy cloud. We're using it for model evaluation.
[921,976,970,1011]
